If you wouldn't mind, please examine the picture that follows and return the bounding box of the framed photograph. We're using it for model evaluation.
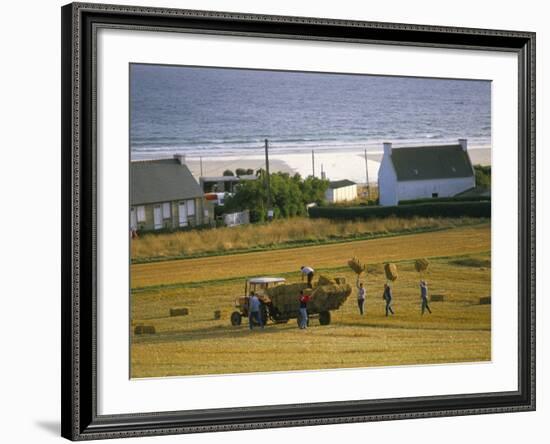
[61,2,535,440]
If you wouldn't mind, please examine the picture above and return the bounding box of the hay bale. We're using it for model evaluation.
[134,325,156,335]
[317,275,336,286]
[334,277,347,285]
[170,308,189,317]
[213,310,221,320]
[266,283,309,311]
[348,257,366,275]
[384,263,398,281]
[430,294,445,302]
[310,283,352,311]
[479,296,491,305]
[414,258,430,273]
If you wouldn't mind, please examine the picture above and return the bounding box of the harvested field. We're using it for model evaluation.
[130,225,491,378]
[131,224,490,289]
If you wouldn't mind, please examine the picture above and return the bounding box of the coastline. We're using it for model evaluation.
[180,146,491,184]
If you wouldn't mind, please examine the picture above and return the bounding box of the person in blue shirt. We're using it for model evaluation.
[420,280,432,315]
[248,293,264,330]
[383,283,394,317]
[356,278,366,315]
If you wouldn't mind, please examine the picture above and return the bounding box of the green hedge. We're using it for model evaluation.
[308,201,491,220]
[398,195,490,205]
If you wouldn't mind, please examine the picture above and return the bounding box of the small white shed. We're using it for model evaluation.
[378,139,476,206]
[325,180,358,203]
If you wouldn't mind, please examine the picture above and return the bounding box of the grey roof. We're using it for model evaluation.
[131,159,203,205]
[200,175,257,182]
[390,144,474,181]
[328,179,356,189]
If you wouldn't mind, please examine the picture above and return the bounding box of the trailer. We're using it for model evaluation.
[230,276,351,327]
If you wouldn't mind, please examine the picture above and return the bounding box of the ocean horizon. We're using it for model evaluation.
[130,64,491,160]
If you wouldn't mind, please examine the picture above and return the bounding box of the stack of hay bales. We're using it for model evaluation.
[309,281,352,312]
[414,258,430,273]
[348,257,366,275]
[266,282,309,312]
[384,263,398,282]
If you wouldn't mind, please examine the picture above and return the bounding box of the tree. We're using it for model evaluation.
[223,169,234,177]
[223,172,329,222]
[474,165,491,189]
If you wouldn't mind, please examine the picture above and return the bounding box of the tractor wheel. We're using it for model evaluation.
[319,311,331,326]
[230,311,242,326]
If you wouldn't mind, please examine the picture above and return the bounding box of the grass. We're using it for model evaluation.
[130,224,491,378]
[131,216,487,262]
[131,223,490,289]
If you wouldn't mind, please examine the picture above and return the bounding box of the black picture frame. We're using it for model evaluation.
[61,2,536,440]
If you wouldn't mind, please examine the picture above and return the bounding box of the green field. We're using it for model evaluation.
[130,222,491,378]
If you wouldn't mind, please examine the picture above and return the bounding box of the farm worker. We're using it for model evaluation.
[298,290,311,329]
[356,278,366,315]
[248,293,264,330]
[420,280,432,315]
[300,266,315,287]
[383,283,395,317]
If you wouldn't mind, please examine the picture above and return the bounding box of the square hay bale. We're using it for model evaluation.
[334,277,346,285]
[317,275,336,286]
[134,325,156,335]
[414,258,430,273]
[384,263,398,281]
[430,294,445,302]
[213,310,221,320]
[170,308,189,317]
[348,257,366,275]
[479,296,491,305]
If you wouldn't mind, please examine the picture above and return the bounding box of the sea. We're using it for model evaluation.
[130,64,491,160]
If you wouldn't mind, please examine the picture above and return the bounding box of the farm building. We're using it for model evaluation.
[130,155,213,231]
[377,139,476,206]
[325,180,358,203]
[199,174,257,193]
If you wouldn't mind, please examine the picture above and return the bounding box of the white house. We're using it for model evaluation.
[377,139,476,206]
[325,180,358,203]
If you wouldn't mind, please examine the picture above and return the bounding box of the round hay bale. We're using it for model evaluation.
[384,263,398,281]
[348,257,366,275]
[414,258,430,273]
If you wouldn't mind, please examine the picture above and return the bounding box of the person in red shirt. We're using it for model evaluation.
[298,290,311,329]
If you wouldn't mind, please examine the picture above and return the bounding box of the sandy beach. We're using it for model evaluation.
[183,147,491,185]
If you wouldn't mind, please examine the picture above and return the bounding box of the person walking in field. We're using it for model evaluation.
[383,283,395,317]
[420,280,432,315]
[300,266,315,287]
[248,292,264,330]
[298,290,311,329]
[356,278,366,315]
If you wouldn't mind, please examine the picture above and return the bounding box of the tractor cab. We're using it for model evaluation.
[230,277,286,326]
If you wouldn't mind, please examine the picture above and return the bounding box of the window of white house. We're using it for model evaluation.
[162,202,171,219]
[137,206,146,222]
[187,199,196,216]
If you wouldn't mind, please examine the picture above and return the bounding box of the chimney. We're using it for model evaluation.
[383,142,392,156]
[458,138,467,152]
[174,153,186,165]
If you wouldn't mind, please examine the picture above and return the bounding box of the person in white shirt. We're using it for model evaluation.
[356,278,366,315]
[300,266,315,287]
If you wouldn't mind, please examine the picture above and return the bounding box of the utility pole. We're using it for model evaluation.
[264,139,273,220]
[364,148,370,199]
[311,150,315,177]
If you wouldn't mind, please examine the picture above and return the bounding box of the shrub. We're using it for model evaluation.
[398,195,490,205]
[308,201,491,220]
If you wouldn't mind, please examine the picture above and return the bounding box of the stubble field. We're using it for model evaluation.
[130,223,491,378]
